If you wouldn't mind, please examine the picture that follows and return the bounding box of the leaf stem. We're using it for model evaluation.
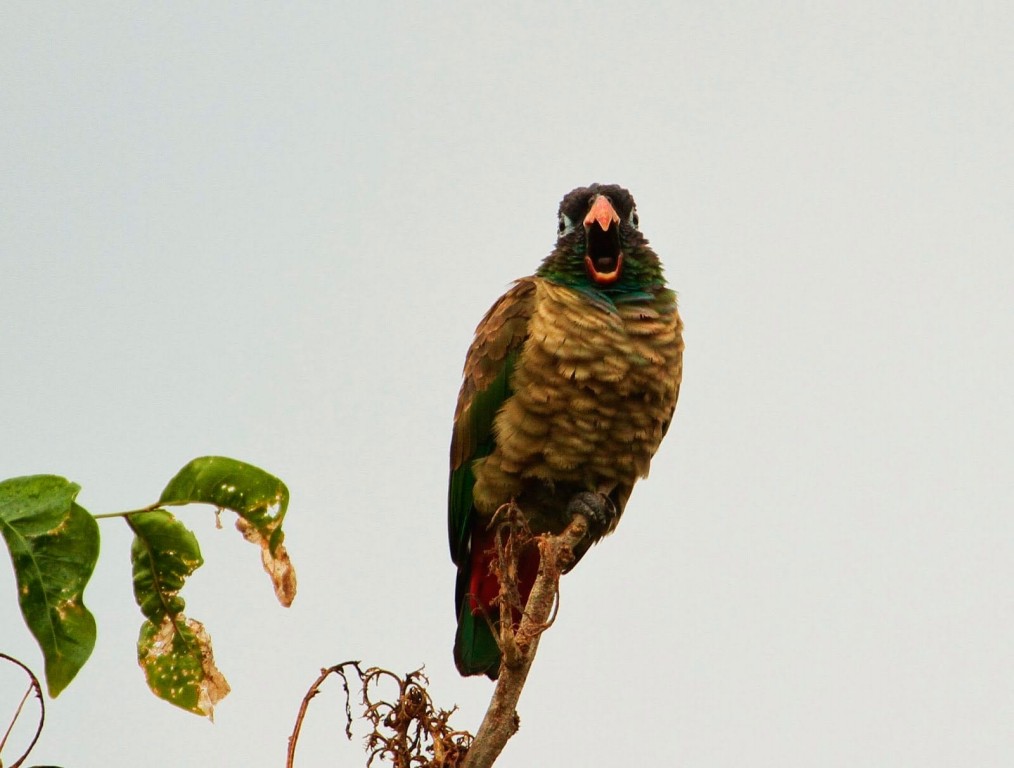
[91,500,190,520]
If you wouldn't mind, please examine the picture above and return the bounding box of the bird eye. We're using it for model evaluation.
[629,208,640,229]
[558,213,575,237]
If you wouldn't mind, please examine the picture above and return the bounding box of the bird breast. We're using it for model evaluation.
[473,279,683,513]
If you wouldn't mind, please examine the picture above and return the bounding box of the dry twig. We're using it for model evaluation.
[462,512,589,768]
[287,506,589,768]
[286,662,471,768]
[0,653,45,768]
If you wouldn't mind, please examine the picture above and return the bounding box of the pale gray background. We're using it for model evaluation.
[2,3,1012,766]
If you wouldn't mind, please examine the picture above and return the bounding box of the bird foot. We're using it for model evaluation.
[566,491,617,541]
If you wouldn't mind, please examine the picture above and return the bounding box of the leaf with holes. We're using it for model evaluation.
[128,509,228,716]
[159,456,296,606]
[138,615,230,719]
[0,475,99,697]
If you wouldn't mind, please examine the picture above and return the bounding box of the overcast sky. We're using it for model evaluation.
[2,3,1012,767]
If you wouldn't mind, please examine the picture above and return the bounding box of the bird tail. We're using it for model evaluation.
[453,525,540,679]
[453,582,501,679]
[453,525,502,679]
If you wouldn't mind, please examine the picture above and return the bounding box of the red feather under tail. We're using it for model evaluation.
[467,523,540,627]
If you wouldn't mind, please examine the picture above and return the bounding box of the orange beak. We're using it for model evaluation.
[583,195,620,231]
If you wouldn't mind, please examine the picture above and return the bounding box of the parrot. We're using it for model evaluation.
[448,183,684,678]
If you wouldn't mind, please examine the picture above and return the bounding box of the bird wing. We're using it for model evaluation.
[448,278,536,566]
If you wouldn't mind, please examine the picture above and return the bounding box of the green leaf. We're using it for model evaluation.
[160,456,296,606]
[128,509,203,622]
[0,475,99,697]
[159,455,289,536]
[127,509,229,716]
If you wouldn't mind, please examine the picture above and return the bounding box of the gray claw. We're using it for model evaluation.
[566,491,617,539]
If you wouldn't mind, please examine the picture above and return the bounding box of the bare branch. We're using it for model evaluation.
[462,513,588,768]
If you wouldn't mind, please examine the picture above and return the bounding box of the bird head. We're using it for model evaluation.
[538,184,663,294]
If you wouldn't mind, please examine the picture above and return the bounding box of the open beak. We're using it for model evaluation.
[583,195,623,284]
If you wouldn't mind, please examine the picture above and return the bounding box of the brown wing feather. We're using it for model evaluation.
[450,278,537,470]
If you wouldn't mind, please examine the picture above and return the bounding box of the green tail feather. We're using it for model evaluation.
[453,601,501,679]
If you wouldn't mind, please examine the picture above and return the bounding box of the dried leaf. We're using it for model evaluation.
[235,516,297,607]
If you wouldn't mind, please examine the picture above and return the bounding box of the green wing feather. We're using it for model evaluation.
[448,356,515,563]
[448,279,535,678]
[448,279,536,568]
